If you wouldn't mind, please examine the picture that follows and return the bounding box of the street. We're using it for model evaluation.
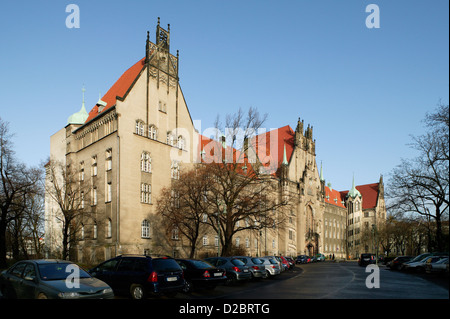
[175,261,449,299]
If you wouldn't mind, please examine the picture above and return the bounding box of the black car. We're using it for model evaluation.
[175,259,226,293]
[0,259,113,299]
[296,255,308,264]
[89,254,185,299]
[386,256,413,270]
[204,257,252,284]
[358,253,376,267]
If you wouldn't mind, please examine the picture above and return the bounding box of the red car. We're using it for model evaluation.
[278,256,291,270]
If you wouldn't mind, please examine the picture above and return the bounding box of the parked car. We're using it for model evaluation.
[0,259,113,299]
[296,255,308,264]
[403,256,447,273]
[265,256,284,271]
[425,257,449,274]
[258,257,281,278]
[204,257,251,284]
[89,254,185,299]
[175,259,226,293]
[358,253,376,267]
[278,256,291,270]
[399,253,433,271]
[386,256,413,270]
[382,256,397,265]
[285,256,296,269]
[315,254,325,262]
[234,256,266,279]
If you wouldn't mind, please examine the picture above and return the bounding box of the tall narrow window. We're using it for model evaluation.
[149,125,157,140]
[135,120,145,136]
[93,222,98,239]
[81,192,85,209]
[167,132,174,146]
[91,187,97,206]
[79,161,84,181]
[91,156,97,177]
[172,227,179,240]
[105,149,112,171]
[171,161,179,180]
[106,218,112,238]
[177,135,185,150]
[106,183,112,203]
[141,183,151,204]
[141,152,151,173]
[141,220,150,238]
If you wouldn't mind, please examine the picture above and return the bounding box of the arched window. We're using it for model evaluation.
[177,135,185,150]
[135,120,145,136]
[149,125,158,140]
[141,220,150,238]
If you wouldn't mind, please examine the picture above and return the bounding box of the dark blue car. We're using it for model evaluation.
[89,254,185,299]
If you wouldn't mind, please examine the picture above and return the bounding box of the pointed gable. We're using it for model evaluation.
[85,57,146,123]
[340,183,380,210]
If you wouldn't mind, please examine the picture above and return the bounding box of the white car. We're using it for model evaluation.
[403,256,446,273]
[425,257,449,274]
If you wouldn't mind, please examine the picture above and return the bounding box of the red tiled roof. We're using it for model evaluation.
[340,183,380,209]
[250,125,295,172]
[197,126,295,176]
[85,57,146,123]
[325,186,346,208]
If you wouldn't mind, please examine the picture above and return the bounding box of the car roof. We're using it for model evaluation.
[18,259,73,265]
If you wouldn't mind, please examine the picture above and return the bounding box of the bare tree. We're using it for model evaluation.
[200,107,291,256]
[44,159,92,260]
[157,164,212,258]
[0,117,41,267]
[387,103,449,252]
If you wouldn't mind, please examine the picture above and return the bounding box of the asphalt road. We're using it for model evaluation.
[178,261,449,299]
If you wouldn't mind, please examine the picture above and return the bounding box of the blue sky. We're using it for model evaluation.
[0,0,448,192]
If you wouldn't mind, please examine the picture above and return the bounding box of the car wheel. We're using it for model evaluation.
[130,284,145,300]
[265,270,272,278]
[37,293,48,299]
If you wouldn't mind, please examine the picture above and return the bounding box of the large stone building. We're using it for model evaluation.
[45,20,386,263]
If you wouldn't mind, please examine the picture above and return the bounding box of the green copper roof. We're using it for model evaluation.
[282,141,288,165]
[67,87,89,125]
[347,175,362,198]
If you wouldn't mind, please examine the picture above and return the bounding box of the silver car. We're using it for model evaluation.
[264,256,284,272]
[234,256,266,279]
[259,257,281,278]
[0,259,113,299]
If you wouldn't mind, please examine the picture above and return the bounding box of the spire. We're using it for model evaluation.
[282,140,288,166]
[347,174,362,198]
[320,161,324,181]
[67,86,89,125]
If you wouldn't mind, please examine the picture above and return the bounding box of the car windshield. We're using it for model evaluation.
[231,259,245,266]
[251,258,263,264]
[38,263,91,281]
[152,258,181,272]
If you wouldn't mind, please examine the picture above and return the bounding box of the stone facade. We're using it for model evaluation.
[45,20,386,263]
